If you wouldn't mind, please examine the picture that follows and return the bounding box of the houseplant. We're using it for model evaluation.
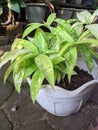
[0,10,98,116]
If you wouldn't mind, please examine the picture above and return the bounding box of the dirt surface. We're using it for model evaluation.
[57,66,94,90]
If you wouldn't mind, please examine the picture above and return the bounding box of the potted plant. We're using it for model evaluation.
[0,10,98,116]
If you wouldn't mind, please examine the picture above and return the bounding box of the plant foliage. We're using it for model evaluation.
[0,10,98,102]
[0,0,26,14]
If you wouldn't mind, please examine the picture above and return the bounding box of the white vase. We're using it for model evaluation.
[27,58,98,116]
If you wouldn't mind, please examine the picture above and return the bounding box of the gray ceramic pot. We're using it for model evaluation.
[26,3,48,23]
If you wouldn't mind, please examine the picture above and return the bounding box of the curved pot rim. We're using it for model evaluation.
[39,79,98,98]
[26,3,48,7]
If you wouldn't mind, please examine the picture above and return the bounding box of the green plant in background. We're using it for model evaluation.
[0,6,3,16]
[0,0,26,25]
[8,0,26,14]
[93,0,98,9]
[0,0,26,14]
[0,10,98,102]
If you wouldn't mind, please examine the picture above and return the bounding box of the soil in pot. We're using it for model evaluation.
[56,66,94,91]
[43,66,94,91]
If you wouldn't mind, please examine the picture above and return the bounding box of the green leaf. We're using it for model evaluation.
[35,54,54,88]
[14,53,34,66]
[0,49,31,69]
[89,47,98,59]
[53,25,74,43]
[13,67,25,93]
[55,18,71,31]
[90,9,98,23]
[58,63,66,73]
[86,24,98,40]
[4,62,15,83]
[67,19,77,24]
[30,70,44,102]
[65,47,77,82]
[59,43,72,56]
[77,38,98,46]
[12,53,37,79]
[22,23,43,38]
[48,35,61,51]
[54,69,57,81]
[56,71,61,83]
[2,51,34,83]
[52,55,65,65]
[8,1,20,13]
[34,29,48,52]
[11,38,38,56]
[4,51,33,82]
[11,38,37,52]
[45,49,58,54]
[46,13,56,25]
[24,63,37,79]
[27,37,34,43]
[0,6,3,15]
[80,45,94,71]
[15,39,39,55]
[78,30,90,41]
[77,10,91,24]
[0,52,15,68]
[11,38,21,50]
[71,22,83,36]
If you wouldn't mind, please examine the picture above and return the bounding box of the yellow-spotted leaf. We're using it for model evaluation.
[22,23,43,38]
[86,24,98,40]
[13,67,25,93]
[35,54,54,88]
[30,70,44,102]
[34,29,48,52]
